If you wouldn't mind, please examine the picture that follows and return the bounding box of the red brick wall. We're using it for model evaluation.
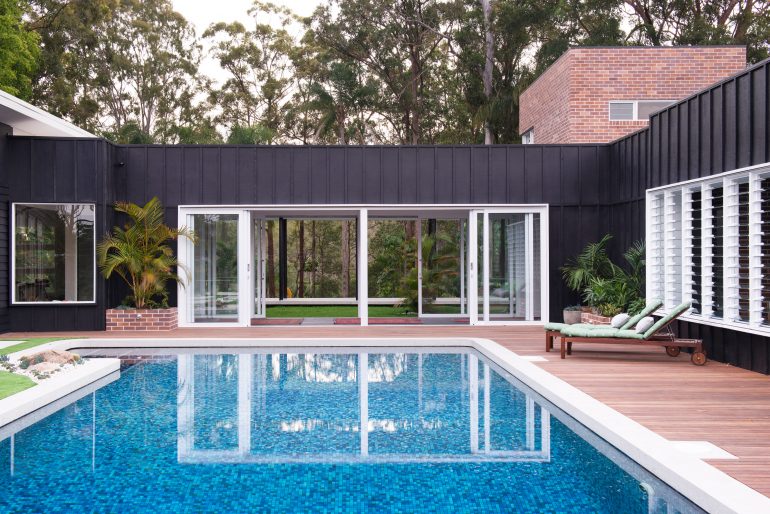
[519,51,573,143]
[520,46,747,144]
[106,307,178,331]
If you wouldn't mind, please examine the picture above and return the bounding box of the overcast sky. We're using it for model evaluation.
[172,0,323,84]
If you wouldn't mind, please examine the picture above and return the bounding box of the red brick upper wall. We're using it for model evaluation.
[519,46,747,144]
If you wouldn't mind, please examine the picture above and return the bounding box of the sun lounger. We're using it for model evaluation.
[558,301,706,365]
[543,299,664,352]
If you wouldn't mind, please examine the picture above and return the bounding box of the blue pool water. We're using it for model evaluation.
[0,349,701,513]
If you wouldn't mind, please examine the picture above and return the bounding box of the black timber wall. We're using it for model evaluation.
[610,58,770,374]
[4,140,612,331]
[5,137,113,332]
[0,123,11,332]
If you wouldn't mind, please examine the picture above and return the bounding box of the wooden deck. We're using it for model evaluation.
[7,324,770,498]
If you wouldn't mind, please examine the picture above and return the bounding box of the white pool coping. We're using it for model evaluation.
[4,336,769,514]
[0,357,120,428]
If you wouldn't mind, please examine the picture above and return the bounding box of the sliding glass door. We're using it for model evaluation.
[468,208,547,324]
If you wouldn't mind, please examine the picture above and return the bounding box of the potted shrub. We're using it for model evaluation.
[561,236,646,324]
[562,305,582,325]
[98,197,195,331]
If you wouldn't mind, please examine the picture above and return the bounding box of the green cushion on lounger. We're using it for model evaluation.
[545,322,606,331]
[561,325,646,339]
[642,301,691,339]
[621,299,663,329]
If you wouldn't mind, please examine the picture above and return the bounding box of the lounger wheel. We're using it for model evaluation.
[691,352,707,366]
[665,346,681,357]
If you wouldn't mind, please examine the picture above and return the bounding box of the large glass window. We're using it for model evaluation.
[13,203,95,303]
[647,166,770,334]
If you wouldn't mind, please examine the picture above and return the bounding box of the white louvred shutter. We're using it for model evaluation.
[663,191,683,309]
[646,193,665,303]
[683,187,702,314]
[701,183,724,319]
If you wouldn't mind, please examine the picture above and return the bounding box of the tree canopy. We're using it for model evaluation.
[2,0,767,143]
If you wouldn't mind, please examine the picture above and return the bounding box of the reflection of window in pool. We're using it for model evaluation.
[13,203,95,303]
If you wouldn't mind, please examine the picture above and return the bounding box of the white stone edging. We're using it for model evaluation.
[6,336,770,514]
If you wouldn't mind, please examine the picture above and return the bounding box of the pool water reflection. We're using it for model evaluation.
[0,349,701,513]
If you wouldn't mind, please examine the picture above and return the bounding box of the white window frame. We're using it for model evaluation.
[609,100,677,121]
[11,202,97,305]
[521,128,534,144]
[647,161,770,337]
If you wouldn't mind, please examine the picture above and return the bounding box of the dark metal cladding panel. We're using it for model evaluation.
[712,86,724,173]
[399,147,418,204]
[524,146,543,203]
[54,140,76,200]
[579,146,599,205]
[471,146,489,204]
[737,73,752,169]
[201,147,221,204]
[146,146,166,204]
[291,147,310,204]
[452,147,471,203]
[506,146,525,203]
[669,104,679,183]
[125,146,148,203]
[560,147,580,205]
[238,147,257,204]
[751,67,768,163]
[328,147,346,204]
[256,147,276,204]
[183,146,202,204]
[220,147,239,203]
[699,93,712,174]
[381,147,399,203]
[434,147,453,203]
[163,147,183,207]
[417,147,435,204]
[31,139,56,202]
[346,146,364,203]
[275,147,292,203]
[363,148,381,203]
[489,147,507,204]
[687,97,700,180]
[724,80,738,171]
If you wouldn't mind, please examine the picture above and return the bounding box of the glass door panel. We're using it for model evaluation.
[253,217,266,319]
[469,210,544,324]
[192,214,239,323]
[420,219,464,315]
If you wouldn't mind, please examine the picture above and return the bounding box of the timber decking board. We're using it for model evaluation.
[7,325,770,497]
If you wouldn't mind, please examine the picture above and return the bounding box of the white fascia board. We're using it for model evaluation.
[0,89,95,138]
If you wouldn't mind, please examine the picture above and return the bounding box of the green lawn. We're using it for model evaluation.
[267,305,417,318]
[0,371,36,400]
[0,338,68,356]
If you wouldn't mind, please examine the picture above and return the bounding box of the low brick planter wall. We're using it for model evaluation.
[580,311,612,325]
[106,308,177,331]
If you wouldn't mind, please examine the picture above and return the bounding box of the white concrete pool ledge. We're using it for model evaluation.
[6,336,770,514]
[0,357,120,428]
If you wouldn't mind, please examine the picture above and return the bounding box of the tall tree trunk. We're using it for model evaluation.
[481,0,495,144]
[298,220,305,297]
[341,220,351,297]
[311,220,317,296]
[266,220,276,297]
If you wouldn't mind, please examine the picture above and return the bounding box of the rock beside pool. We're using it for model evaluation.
[19,350,82,372]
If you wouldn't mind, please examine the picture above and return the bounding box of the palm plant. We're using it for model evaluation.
[560,234,617,298]
[98,197,195,309]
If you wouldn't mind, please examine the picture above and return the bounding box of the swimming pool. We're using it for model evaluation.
[0,346,700,513]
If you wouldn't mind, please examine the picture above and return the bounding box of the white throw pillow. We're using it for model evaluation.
[611,313,630,328]
[635,316,655,334]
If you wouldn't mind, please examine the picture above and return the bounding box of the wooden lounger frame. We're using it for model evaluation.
[547,325,707,366]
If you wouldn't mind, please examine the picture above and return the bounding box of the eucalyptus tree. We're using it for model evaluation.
[312,0,451,144]
[204,1,295,140]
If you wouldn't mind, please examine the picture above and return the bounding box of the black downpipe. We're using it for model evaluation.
[279,217,287,300]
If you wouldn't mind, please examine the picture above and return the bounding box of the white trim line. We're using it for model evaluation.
[648,162,770,193]
[13,336,770,514]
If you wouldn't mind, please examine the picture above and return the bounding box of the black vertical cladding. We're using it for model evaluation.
[4,138,611,332]
[610,58,770,375]
[0,123,11,332]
